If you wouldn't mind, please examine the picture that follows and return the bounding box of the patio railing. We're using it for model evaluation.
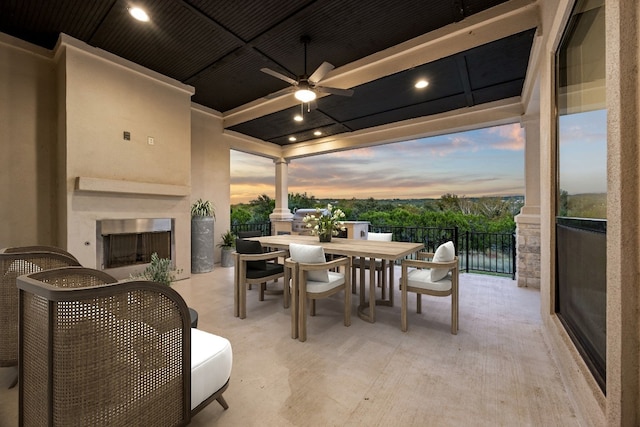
[231,223,516,278]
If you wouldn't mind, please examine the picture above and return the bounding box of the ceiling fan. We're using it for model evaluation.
[261,36,354,104]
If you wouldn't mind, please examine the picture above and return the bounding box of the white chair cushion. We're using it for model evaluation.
[430,241,455,282]
[191,328,233,410]
[367,232,393,241]
[407,268,452,292]
[304,271,345,293]
[357,232,393,264]
[289,243,329,282]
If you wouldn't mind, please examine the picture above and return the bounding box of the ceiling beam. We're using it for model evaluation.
[455,56,474,106]
[280,97,523,160]
[225,130,284,160]
[223,0,539,128]
[229,96,524,161]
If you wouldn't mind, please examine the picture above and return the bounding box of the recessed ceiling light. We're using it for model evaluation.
[294,115,303,122]
[129,7,150,22]
[415,79,429,89]
[313,131,322,136]
[289,136,297,142]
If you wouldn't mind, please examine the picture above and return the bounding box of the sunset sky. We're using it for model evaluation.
[230,122,528,205]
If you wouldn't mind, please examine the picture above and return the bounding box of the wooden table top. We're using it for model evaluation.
[252,234,424,260]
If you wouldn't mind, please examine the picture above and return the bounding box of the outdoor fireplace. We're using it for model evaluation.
[96,218,175,274]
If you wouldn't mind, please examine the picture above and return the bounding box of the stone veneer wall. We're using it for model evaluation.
[515,218,541,288]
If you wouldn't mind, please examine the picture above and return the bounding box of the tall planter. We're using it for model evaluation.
[191,216,214,273]
[220,247,234,268]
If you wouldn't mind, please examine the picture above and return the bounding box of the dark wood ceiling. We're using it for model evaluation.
[0,0,536,146]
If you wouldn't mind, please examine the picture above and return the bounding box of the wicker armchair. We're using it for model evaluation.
[0,246,80,387]
[17,267,232,426]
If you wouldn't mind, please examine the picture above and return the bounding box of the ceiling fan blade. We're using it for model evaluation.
[308,62,334,84]
[264,86,296,100]
[315,86,354,97]
[260,68,298,86]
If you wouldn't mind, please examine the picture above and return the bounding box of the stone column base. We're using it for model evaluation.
[270,219,293,236]
[515,213,541,288]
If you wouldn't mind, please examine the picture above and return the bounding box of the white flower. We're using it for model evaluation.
[303,204,346,236]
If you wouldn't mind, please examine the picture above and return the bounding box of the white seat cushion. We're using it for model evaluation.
[367,232,393,241]
[289,243,329,282]
[407,268,452,292]
[430,241,455,282]
[191,328,233,410]
[304,271,345,293]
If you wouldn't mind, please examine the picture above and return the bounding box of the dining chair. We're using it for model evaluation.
[288,243,351,342]
[400,241,459,334]
[236,230,265,289]
[352,232,393,295]
[0,246,81,388]
[17,266,232,425]
[236,230,262,238]
[234,239,287,318]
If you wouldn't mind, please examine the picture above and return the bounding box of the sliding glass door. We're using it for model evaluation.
[555,0,606,392]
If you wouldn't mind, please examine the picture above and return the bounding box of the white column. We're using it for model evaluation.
[269,158,293,235]
[514,114,541,288]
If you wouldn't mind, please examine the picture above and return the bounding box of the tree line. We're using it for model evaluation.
[231,193,523,234]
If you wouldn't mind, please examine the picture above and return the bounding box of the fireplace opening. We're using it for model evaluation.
[96,218,175,273]
[103,231,171,268]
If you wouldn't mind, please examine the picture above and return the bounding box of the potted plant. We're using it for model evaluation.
[191,198,215,273]
[131,252,182,286]
[218,230,236,268]
[130,253,199,327]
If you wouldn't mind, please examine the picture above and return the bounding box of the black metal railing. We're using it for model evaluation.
[231,222,516,278]
[458,230,516,278]
[231,222,271,237]
[369,226,458,254]
[369,225,515,278]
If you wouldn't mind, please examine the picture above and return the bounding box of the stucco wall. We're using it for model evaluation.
[0,35,57,247]
[191,105,231,264]
[0,33,235,277]
[58,37,194,277]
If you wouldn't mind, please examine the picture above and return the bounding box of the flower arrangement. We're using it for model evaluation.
[303,203,346,242]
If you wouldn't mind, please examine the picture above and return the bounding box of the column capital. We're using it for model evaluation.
[273,157,290,165]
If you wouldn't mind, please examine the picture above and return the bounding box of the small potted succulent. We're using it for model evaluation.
[131,252,182,286]
[191,199,216,273]
[218,230,236,268]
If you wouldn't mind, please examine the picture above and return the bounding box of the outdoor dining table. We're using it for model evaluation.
[242,234,424,323]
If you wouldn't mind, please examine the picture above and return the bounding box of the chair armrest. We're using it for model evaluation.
[416,252,436,260]
[298,256,350,271]
[234,250,288,263]
[402,257,458,270]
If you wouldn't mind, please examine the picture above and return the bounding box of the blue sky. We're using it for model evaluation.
[558,109,607,194]
[231,122,528,204]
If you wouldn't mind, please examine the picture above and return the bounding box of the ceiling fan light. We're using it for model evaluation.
[129,7,150,22]
[295,89,316,103]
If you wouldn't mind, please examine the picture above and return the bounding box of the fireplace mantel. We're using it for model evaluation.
[75,176,189,197]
